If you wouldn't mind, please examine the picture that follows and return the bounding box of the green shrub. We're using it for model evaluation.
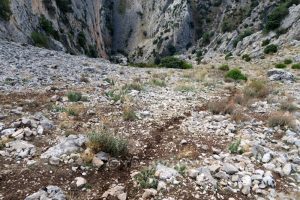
[134,167,158,189]
[283,58,293,64]
[55,0,72,13]
[225,68,247,81]
[264,0,299,32]
[67,92,83,102]
[225,52,233,60]
[31,32,49,48]
[39,15,59,40]
[219,64,229,71]
[242,54,251,62]
[0,0,11,21]
[160,56,192,69]
[275,63,287,69]
[196,50,203,64]
[233,29,254,47]
[77,31,86,48]
[87,132,128,157]
[291,63,300,69]
[86,45,98,58]
[264,44,278,54]
[229,139,243,154]
[262,39,270,46]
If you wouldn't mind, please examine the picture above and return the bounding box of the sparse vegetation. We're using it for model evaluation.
[150,78,166,87]
[280,101,298,112]
[219,64,229,71]
[283,59,293,65]
[243,79,269,98]
[39,15,59,40]
[55,0,72,13]
[291,63,300,69]
[87,131,128,157]
[262,39,270,47]
[268,112,295,129]
[225,68,247,81]
[242,54,251,62]
[123,105,138,121]
[229,139,243,154]
[208,99,235,115]
[264,44,278,54]
[275,63,287,69]
[134,167,158,189]
[160,56,192,69]
[0,0,12,21]
[225,52,233,60]
[31,32,49,48]
[67,92,84,102]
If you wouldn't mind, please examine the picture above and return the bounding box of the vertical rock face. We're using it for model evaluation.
[0,0,299,61]
[0,0,112,58]
[111,0,194,61]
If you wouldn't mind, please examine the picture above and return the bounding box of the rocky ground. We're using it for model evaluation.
[0,40,300,200]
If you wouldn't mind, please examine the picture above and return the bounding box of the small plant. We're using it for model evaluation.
[123,105,137,121]
[225,68,247,81]
[225,52,233,60]
[208,99,234,115]
[87,131,128,157]
[123,82,143,91]
[134,167,158,189]
[283,59,293,65]
[243,79,269,98]
[175,82,195,92]
[52,105,66,112]
[175,164,187,176]
[160,56,192,69]
[264,44,278,54]
[0,140,5,150]
[268,112,295,129]
[242,54,251,62]
[0,0,11,21]
[291,63,300,69]
[219,64,229,71]
[67,92,83,102]
[66,108,77,116]
[275,63,287,69]
[262,39,270,47]
[151,78,166,87]
[229,139,243,154]
[31,32,49,48]
[280,101,298,112]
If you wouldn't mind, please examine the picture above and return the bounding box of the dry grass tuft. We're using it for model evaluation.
[268,112,295,129]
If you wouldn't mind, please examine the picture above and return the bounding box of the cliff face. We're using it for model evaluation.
[0,0,299,61]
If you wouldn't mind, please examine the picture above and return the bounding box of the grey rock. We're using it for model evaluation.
[222,163,239,175]
[267,69,295,83]
[6,140,35,158]
[24,185,66,200]
[282,163,292,176]
[41,135,86,160]
[262,153,272,163]
[155,164,179,180]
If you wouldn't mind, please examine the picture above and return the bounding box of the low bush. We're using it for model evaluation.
[264,44,278,54]
[225,52,233,60]
[280,101,298,112]
[87,131,128,157]
[160,56,192,69]
[291,63,300,69]
[0,0,11,21]
[134,167,158,189]
[150,78,166,87]
[275,63,287,69]
[268,112,295,129]
[229,139,243,154]
[243,79,269,98]
[242,54,251,62]
[262,39,270,47]
[225,68,247,81]
[283,59,293,65]
[67,92,83,102]
[219,64,229,71]
[208,99,235,115]
[31,32,49,48]
[123,105,137,121]
[39,15,59,40]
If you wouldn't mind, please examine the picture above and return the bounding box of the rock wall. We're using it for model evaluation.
[0,0,299,62]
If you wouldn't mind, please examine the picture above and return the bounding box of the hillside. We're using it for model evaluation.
[0,0,300,200]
